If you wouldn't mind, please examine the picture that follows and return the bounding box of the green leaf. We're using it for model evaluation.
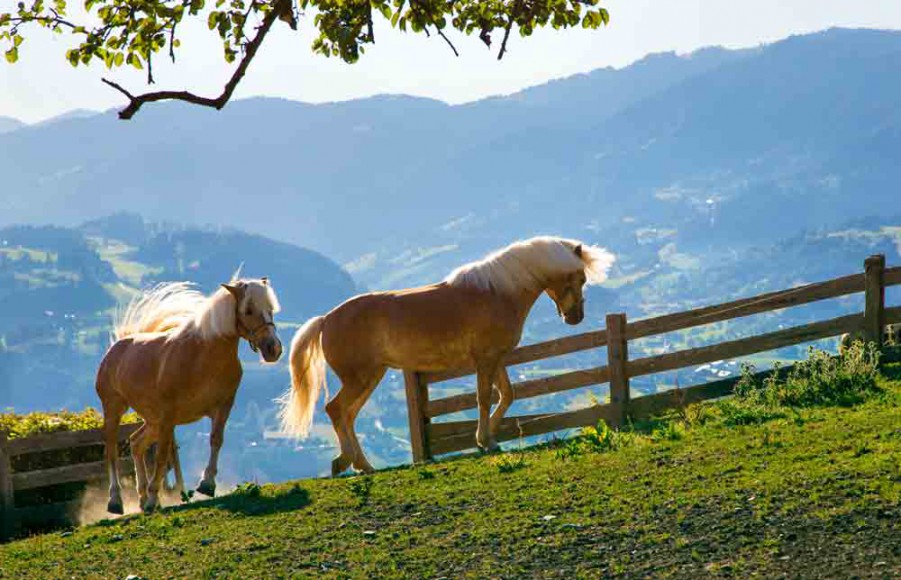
[4,46,17,63]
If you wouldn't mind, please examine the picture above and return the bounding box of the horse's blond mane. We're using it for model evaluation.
[444,236,615,295]
[113,279,280,342]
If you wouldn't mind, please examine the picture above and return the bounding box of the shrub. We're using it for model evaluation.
[718,343,881,426]
[555,420,636,460]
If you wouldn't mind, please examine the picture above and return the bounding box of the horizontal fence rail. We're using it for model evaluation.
[0,423,140,540]
[404,257,901,462]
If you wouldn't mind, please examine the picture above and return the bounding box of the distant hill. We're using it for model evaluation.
[0,116,24,134]
[0,214,356,412]
[3,28,901,288]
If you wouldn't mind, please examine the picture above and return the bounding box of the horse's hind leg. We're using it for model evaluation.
[143,425,173,513]
[129,423,154,509]
[326,366,385,476]
[100,394,127,514]
[169,440,185,499]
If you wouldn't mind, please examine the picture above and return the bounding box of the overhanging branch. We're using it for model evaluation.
[102,0,290,120]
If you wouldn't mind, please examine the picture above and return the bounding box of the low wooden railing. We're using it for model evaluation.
[0,423,139,540]
[404,255,901,461]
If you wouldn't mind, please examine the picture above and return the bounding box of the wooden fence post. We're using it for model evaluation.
[606,313,630,428]
[0,430,15,541]
[404,370,431,463]
[864,254,886,346]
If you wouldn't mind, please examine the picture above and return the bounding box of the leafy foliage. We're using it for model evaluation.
[0,407,139,440]
[0,0,610,115]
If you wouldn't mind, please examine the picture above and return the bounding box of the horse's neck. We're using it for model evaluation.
[511,285,546,322]
[193,333,241,359]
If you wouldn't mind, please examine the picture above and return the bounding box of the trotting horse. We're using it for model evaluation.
[97,277,283,513]
[280,236,615,475]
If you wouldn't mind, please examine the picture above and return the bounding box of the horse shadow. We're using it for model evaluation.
[159,483,311,518]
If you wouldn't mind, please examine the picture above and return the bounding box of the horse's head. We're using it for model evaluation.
[545,248,588,326]
[544,242,616,326]
[222,277,283,362]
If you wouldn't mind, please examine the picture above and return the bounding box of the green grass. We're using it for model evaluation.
[1,366,899,578]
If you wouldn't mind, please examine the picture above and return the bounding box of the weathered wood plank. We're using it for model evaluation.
[12,500,81,527]
[863,255,886,345]
[423,330,607,384]
[429,404,619,456]
[7,423,142,457]
[885,306,901,325]
[12,457,135,492]
[885,266,901,287]
[627,312,862,379]
[626,273,865,340]
[422,270,868,387]
[607,313,630,428]
[427,366,609,418]
[0,432,14,540]
[404,371,431,463]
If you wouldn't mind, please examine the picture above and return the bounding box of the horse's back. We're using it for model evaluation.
[321,283,521,373]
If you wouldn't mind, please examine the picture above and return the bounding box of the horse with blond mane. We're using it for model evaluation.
[97,276,283,513]
[280,236,615,475]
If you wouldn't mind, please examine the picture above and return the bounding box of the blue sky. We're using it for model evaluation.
[2,0,901,123]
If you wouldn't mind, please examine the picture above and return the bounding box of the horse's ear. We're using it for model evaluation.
[221,284,243,301]
[574,244,583,258]
[260,277,270,286]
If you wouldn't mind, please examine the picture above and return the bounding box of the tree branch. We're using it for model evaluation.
[497,0,522,60]
[102,0,289,120]
[436,28,459,56]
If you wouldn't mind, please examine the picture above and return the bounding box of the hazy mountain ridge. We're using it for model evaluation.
[3,28,901,483]
[6,29,891,269]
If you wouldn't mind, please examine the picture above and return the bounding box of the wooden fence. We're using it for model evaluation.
[404,254,901,461]
[0,423,139,540]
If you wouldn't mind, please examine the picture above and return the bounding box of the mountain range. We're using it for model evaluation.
[2,27,901,482]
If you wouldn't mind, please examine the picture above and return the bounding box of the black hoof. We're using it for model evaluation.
[196,480,216,497]
[331,456,351,477]
[107,499,124,515]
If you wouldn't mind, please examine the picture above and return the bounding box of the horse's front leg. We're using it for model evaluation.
[475,362,501,452]
[489,366,514,436]
[197,397,235,497]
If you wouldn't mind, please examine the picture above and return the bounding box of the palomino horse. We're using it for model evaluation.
[280,236,615,475]
[97,277,283,513]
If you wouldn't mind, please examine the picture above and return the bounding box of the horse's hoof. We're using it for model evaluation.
[107,498,124,515]
[196,480,216,497]
[478,441,501,453]
[354,463,375,475]
[331,456,351,477]
[142,497,159,514]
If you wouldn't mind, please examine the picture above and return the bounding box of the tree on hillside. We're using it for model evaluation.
[0,0,610,120]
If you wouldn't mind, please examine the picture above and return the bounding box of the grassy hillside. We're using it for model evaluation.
[1,359,898,578]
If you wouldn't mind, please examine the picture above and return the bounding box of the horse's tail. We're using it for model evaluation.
[113,282,206,341]
[279,316,327,438]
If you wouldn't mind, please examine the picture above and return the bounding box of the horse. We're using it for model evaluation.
[279,236,615,475]
[96,277,283,514]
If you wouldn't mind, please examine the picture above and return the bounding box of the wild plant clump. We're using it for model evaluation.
[555,420,637,459]
[0,408,140,440]
[719,343,881,425]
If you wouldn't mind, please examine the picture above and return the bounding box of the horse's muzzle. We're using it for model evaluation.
[260,336,283,363]
[563,304,585,326]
